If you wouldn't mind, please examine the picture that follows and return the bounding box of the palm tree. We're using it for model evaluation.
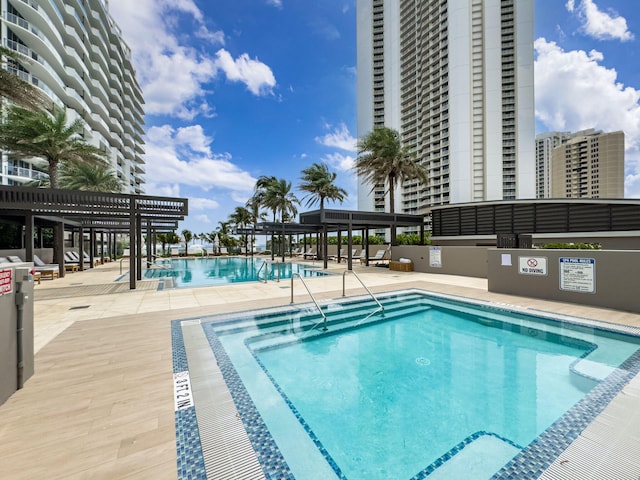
[267,178,299,261]
[354,126,428,243]
[0,46,52,112]
[181,229,193,256]
[229,206,252,254]
[0,106,105,188]
[58,160,122,192]
[245,195,266,256]
[253,176,278,258]
[300,162,347,259]
[300,162,347,210]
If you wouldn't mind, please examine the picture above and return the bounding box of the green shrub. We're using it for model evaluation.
[540,242,601,250]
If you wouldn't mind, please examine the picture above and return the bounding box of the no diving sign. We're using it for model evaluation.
[518,256,548,276]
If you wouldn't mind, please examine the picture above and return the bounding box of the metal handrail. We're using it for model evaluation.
[342,270,384,315]
[256,260,268,283]
[257,260,282,283]
[145,254,172,269]
[290,273,327,331]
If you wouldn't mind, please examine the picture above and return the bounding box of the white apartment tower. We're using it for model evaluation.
[0,0,145,193]
[357,0,535,215]
[535,131,571,198]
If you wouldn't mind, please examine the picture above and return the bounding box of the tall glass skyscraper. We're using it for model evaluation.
[1,0,145,193]
[357,0,535,218]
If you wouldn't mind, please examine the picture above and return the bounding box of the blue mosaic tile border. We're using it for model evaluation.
[171,320,207,480]
[202,324,294,480]
[410,431,524,479]
[492,347,640,479]
[249,352,347,479]
[179,289,640,480]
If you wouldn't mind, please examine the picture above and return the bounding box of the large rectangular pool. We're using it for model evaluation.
[173,289,640,479]
[144,256,326,287]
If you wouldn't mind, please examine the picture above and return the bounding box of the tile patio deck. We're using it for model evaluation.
[0,258,639,479]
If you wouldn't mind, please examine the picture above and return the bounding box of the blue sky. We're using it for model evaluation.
[107,0,640,235]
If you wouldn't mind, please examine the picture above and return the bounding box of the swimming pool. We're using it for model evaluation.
[172,289,640,479]
[144,256,326,287]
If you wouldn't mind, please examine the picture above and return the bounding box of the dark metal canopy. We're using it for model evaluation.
[430,198,640,237]
[0,186,188,289]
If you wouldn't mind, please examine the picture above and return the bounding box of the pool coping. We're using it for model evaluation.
[172,288,640,480]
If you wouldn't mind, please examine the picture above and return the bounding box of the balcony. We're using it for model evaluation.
[3,164,48,182]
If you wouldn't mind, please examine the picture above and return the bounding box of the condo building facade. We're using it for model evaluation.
[356,0,535,217]
[0,0,145,193]
[549,129,624,199]
[534,131,571,198]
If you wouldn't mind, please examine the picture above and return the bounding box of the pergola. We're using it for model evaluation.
[244,209,426,270]
[0,186,188,289]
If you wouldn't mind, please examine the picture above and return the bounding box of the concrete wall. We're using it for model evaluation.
[392,245,489,278]
[432,233,640,250]
[488,249,640,313]
[0,265,35,406]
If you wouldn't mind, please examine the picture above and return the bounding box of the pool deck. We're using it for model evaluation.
[1,258,639,479]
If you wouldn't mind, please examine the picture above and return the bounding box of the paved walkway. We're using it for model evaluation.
[1,259,639,479]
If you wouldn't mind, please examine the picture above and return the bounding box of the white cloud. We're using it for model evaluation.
[214,49,276,96]
[107,0,276,119]
[323,152,355,172]
[534,38,640,197]
[571,0,634,41]
[266,0,283,8]
[315,123,357,152]
[194,214,212,224]
[144,125,257,193]
[190,197,221,210]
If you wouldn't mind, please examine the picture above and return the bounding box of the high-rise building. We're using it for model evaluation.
[535,131,571,198]
[357,0,535,217]
[550,129,624,199]
[0,0,145,193]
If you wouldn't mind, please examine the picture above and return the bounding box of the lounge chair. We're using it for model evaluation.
[360,249,390,265]
[328,248,346,262]
[67,250,99,267]
[11,254,60,279]
[302,247,317,259]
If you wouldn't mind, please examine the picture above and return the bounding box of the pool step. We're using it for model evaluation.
[243,303,430,352]
[211,293,427,336]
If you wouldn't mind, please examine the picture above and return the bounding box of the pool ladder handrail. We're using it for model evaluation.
[290,273,327,331]
[146,254,172,270]
[257,260,282,283]
[342,270,384,320]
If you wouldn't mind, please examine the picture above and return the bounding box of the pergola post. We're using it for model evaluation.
[136,213,142,281]
[347,226,353,270]
[129,199,136,289]
[24,213,34,263]
[78,226,85,271]
[54,221,65,278]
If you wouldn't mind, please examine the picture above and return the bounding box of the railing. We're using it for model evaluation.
[343,270,384,320]
[146,254,172,269]
[290,273,327,331]
[257,260,281,283]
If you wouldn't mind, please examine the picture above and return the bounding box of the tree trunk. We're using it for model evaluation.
[388,176,396,245]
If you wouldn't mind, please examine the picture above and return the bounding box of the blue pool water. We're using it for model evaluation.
[144,257,326,287]
[187,291,640,480]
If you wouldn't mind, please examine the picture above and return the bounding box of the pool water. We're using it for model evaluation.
[196,291,640,480]
[144,257,326,287]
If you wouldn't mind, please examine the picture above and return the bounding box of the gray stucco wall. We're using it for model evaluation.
[392,246,488,278]
[488,249,640,313]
